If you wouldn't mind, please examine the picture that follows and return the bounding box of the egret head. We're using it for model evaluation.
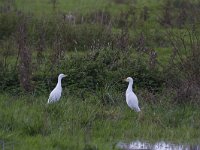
[58,73,67,79]
[124,77,133,83]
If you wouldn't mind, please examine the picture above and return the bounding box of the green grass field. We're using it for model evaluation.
[11,0,161,15]
[0,92,200,149]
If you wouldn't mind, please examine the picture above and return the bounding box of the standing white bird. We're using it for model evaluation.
[124,77,141,112]
[47,73,67,104]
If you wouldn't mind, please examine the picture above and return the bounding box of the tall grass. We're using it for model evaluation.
[0,91,200,149]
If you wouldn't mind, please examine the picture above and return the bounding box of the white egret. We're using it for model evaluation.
[47,73,67,104]
[124,77,141,112]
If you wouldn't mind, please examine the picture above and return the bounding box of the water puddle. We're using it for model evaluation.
[116,141,200,150]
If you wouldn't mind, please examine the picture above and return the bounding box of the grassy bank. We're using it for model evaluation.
[0,92,200,149]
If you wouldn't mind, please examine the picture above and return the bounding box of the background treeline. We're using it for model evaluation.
[0,0,200,104]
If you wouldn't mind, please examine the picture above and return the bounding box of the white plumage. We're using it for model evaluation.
[47,73,67,104]
[124,77,141,112]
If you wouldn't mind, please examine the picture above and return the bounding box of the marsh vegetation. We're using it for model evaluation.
[0,0,200,149]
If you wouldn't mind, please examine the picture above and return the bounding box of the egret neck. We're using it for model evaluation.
[55,76,62,91]
[126,80,133,94]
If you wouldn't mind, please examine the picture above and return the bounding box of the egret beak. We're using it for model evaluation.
[123,78,128,82]
[64,75,67,77]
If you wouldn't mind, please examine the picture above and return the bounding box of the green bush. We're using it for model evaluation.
[164,30,200,104]
[59,48,164,92]
[0,47,164,94]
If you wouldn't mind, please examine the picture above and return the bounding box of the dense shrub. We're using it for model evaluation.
[0,46,164,95]
[60,48,164,92]
[160,0,200,28]
[164,30,200,104]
